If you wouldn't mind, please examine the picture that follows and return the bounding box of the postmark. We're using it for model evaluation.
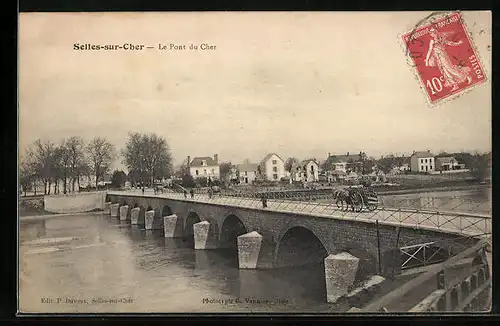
[401,12,486,106]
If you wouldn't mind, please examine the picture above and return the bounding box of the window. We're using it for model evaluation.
[211,168,215,174]
[196,170,199,175]
[430,165,433,170]
[425,159,428,163]
[273,174,278,180]
[272,160,277,164]
[311,165,314,172]
[204,169,207,175]
[421,159,424,164]
[245,171,248,176]
[420,166,424,171]
[273,167,278,172]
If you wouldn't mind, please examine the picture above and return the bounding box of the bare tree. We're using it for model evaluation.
[19,150,38,196]
[122,132,173,187]
[31,139,58,194]
[87,137,116,189]
[65,136,87,192]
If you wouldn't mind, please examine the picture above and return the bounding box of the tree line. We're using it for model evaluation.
[19,132,174,195]
[20,136,116,195]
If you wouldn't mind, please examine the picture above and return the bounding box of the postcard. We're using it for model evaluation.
[18,11,492,314]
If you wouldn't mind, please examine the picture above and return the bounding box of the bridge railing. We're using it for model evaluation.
[109,188,491,238]
[360,239,491,312]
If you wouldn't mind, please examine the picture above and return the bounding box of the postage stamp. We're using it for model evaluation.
[401,12,487,106]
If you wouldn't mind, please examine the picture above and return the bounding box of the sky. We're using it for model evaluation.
[19,11,492,171]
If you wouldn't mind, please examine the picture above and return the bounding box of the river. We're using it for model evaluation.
[378,187,492,214]
[19,214,343,313]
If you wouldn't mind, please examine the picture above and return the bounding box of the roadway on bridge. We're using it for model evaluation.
[108,189,491,239]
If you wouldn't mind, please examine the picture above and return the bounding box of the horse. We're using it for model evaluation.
[333,187,363,212]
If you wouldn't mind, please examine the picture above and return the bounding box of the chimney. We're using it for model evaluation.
[328,152,331,157]
[187,156,191,167]
[214,154,218,164]
[347,152,349,156]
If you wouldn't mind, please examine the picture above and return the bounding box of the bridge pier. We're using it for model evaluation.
[193,221,218,250]
[164,214,183,238]
[325,252,360,304]
[131,207,140,225]
[110,203,119,217]
[145,210,159,230]
[104,202,112,214]
[119,205,129,221]
[238,231,263,269]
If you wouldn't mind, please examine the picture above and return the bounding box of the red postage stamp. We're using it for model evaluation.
[402,12,486,105]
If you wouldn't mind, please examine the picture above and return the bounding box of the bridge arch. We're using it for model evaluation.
[162,205,173,217]
[184,212,202,239]
[220,214,248,249]
[275,225,328,268]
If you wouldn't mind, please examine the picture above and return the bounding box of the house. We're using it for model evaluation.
[187,154,221,180]
[237,163,258,184]
[291,159,320,182]
[324,152,364,174]
[435,156,466,171]
[410,150,435,173]
[259,153,286,181]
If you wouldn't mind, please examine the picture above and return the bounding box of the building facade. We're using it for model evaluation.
[237,163,258,184]
[188,154,221,180]
[291,159,320,182]
[259,153,286,181]
[410,151,435,173]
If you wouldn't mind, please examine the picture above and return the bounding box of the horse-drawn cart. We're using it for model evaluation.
[333,186,378,213]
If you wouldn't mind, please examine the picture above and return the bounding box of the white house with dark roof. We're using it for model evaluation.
[410,150,435,173]
[187,154,220,180]
[291,159,320,182]
[237,163,258,184]
[259,153,285,181]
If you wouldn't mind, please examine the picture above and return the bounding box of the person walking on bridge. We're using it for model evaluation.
[190,188,195,199]
[183,189,188,199]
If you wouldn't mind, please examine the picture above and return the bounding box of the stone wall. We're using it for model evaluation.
[44,191,107,214]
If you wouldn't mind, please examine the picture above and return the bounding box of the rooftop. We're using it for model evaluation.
[237,163,258,172]
[190,156,218,167]
[411,151,435,158]
[261,153,284,164]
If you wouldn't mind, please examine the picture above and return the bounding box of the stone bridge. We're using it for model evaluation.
[105,190,490,304]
